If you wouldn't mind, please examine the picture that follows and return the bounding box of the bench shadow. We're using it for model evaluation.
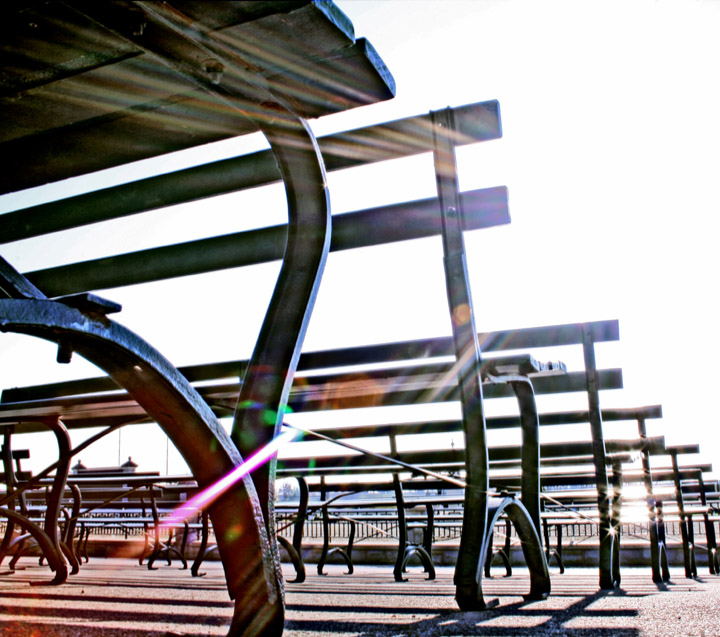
[285,587,642,636]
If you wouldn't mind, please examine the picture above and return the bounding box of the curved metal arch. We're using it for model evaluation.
[0,298,283,635]
[0,99,331,637]
[0,508,67,585]
[456,495,550,611]
[0,418,74,582]
[231,106,331,527]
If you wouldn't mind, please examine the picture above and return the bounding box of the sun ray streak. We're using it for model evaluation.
[162,426,301,527]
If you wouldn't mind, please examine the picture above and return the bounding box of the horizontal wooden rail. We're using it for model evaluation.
[2,100,501,242]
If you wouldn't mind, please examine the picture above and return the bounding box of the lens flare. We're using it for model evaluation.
[163,426,300,527]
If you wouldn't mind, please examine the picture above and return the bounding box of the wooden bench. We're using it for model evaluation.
[0,68,561,620]
[534,457,718,581]
[0,2,399,630]
[1,5,707,633]
[271,425,702,587]
[0,312,629,602]
[0,95,524,628]
[1,313,633,590]
[1,463,204,574]
[274,435,666,581]
[64,473,201,571]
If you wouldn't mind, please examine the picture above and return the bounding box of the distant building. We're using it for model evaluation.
[70,456,139,475]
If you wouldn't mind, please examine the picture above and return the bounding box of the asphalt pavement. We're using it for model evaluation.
[0,558,718,636]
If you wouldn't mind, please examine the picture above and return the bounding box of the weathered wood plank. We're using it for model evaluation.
[24,186,509,296]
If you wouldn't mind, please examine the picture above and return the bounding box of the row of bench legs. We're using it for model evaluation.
[269,499,719,588]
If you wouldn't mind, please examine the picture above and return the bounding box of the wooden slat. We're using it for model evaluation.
[1,320,619,404]
[25,186,509,296]
[0,368,622,432]
[2,100,499,242]
[0,1,395,195]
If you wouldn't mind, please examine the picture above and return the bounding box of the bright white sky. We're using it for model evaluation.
[1,0,719,481]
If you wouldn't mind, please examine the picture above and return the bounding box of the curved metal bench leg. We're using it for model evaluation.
[178,522,190,569]
[287,477,309,582]
[0,511,67,585]
[63,484,82,574]
[344,518,356,575]
[496,550,512,578]
[0,419,72,584]
[401,545,435,581]
[638,415,666,584]
[277,535,305,583]
[501,499,551,601]
[687,515,697,578]
[542,515,564,574]
[0,520,15,567]
[660,543,671,582]
[40,418,73,583]
[554,524,565,574]
[317,505,332,576]
[221,104,330,636]
[155,528,187,571]
[58,508,80,576]
[8,533,31,570]
[502,519,513,577]
[610,461,623,586]
[457,496,550,610]
[0,296,284,634]
[484,519,512,578]
[146,529,161,571]
[317,514,354,576]
[326,547,354,575]
[230,105,331,562]
[483,527,494,578]
[656,512,671,583]
[649,520,664,583]
[139,524,151,566]
[147,494,169,570]
[485,542,512,579]
[79,524,90,563]
[0,434,19,566]
[60,539,80,576]
[393,475,410,582]
[191,510,210,578]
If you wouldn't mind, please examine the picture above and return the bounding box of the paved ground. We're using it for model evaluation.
[1,557,719,636]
